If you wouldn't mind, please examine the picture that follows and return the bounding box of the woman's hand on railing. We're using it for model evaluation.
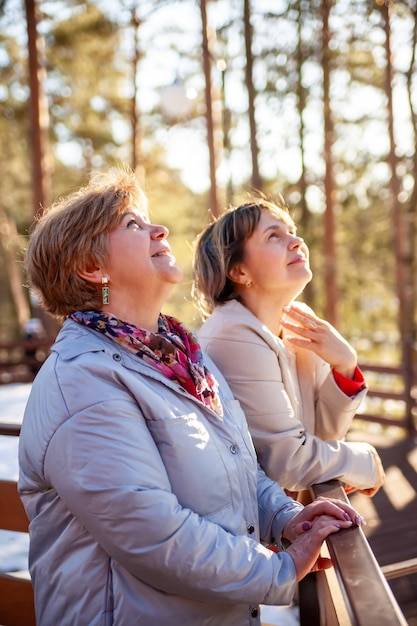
[282,496,366,582]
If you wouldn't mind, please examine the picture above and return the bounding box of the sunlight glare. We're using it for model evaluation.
[384,467,415,511]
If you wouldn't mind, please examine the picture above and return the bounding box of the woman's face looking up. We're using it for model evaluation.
[236,209,312,297]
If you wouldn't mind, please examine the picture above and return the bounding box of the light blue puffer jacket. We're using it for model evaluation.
[18,318,302,626]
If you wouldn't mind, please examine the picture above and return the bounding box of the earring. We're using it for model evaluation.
[101,276,109,305]
[246,280,252,288]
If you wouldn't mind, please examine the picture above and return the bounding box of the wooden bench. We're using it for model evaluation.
[0,479,36,626]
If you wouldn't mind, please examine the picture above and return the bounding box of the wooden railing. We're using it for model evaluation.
[1,339,415,434]
[0,339,416,432]
[351,363,416,437]
[307,480,410,626]
[0,338,52,385]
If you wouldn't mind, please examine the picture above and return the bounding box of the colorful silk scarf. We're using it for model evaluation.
[71,310,223,416]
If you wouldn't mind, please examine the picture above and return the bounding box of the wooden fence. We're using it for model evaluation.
[354,363,416,437]
[1,339,415,434]
[0,338,52,385]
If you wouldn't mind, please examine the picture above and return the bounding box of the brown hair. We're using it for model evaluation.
[25,167,148,320]
[192,197,293,318]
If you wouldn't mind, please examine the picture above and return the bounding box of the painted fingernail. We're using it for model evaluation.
[343,512,351,520]
[355,515,367,526]
[334,523,341,529]
[283,305,291,312]
[302,521,312,531]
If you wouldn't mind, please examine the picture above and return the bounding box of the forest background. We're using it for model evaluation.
[0,0,416,379]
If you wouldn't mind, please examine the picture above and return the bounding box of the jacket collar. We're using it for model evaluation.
[216,299,297,358]
[53,318,228,420]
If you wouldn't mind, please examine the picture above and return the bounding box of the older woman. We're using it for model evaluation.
[193,198,384,500]
[19,170,363,626]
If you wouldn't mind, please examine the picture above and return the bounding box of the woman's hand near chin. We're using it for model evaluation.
[281,303,357,379]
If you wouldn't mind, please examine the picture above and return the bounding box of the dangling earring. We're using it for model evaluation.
[246,280,252,288]
[101,276,109,305]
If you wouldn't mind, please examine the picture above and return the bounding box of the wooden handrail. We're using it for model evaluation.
[356,363,417,436]
[311,480,408,626]
[0,422,21,436]
[0,338,53,351]
[382,557,417,580]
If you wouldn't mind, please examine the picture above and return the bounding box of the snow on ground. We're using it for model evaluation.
[0,383,32,573]
[0,383,299,625]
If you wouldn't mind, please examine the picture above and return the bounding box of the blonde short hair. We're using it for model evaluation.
[26,167,148,320]
[192,197,293,319]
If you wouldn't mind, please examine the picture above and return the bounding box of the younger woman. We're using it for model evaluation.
[193,198,384,498]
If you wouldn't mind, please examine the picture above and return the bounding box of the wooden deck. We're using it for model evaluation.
[346,430,417,625]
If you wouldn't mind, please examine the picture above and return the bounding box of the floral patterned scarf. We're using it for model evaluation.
[71,310,223,416]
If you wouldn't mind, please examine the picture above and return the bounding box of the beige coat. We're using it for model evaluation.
[199,299,377,492]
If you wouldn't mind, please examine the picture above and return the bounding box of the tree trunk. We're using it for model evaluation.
[243,0,262,191]
[219,61,233,205]
[295,0,314,307]
[321,0,337,326]
[200,0,219,217]
[404,5,417,408]
[381,1,416,435]
[131,6,142,182]
[25,0,51,217]
[0,209,31,330]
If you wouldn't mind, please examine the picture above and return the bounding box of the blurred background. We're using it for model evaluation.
[0,0,415,381]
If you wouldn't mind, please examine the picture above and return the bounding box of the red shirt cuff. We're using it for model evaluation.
[332,366,366,397]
